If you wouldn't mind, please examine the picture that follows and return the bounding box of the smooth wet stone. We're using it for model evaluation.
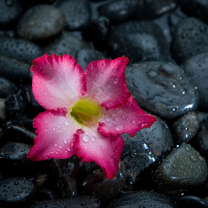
[0,142,30,161]
[98,0,144,24]
[183,51,208,110]
[82,15,110,50]
[82,164,125,200]
[177,196,208,208]
[180,0,208,24]
[98,0,176,24]
[195,118,208,159]
[30,196,100,208]
[0,55,31,82]
[172,112,200,144]
[76,48,106,70]
[107,191,176,208]
[171,18,208,64]
[0,37,43,63]
[44,31,89,57]
[52,157,81,198]
[106,21,170,63]
[125,61,198,119]
[0,177,35,205]
[0,125,36,148]
[153,143,208,194]
[0,0,22,26]
[121,117,173,189]
[57,0,90,30]
[17,4,66,41]
[0,77,16,98]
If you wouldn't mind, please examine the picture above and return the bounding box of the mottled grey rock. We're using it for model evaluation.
[153,143,208,194]
[17,4,66,41]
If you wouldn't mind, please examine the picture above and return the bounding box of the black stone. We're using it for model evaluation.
[107,191,176,208]
[30,196,100,208]
[44,31,89,57]
[121,117,173,189]
[106,21,170,63]
[0,37,43,64]
[82,163,125,200]
[0,142,30,161]
[76,48,106,70]
[0,77,16,98]
[125,61,198,119]
[0,177,35,205]
[57,0,91,30]
[183,51,208,110]
[181,0,208,25]
[195,118,208,159]
[17,4,66,41]
[0,55,31,82]
[172,112,200,144]
[171,17,208,64]
[0,0,23,27]
[177,196,208,208]
[152,143,208,194]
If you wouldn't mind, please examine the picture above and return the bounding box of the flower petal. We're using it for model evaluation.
[27,110,78,161]
[73,127,124,179]
[31,54,86,110]
[84,57,131,109]
[98,96,157,137]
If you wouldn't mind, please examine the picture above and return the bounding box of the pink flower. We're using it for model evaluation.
[27,54,156,179]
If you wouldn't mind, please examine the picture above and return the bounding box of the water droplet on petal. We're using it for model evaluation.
[132,120,137,124]
[58,125,61,128]
[64,121,69,126]
[67,147,71,151]
[83,135,90,143]
[52,127,56,131]
[91,136,96,142]
[64,139,67,144]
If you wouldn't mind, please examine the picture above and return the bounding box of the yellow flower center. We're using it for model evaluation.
[69,98,103,127]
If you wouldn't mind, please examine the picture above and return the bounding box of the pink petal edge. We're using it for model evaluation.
[98,96,157,137]
[84,57,131,109]
[73,127,124,179]
[27,110,78,161]
[31,54,86,111]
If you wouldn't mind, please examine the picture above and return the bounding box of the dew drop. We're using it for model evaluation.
[64,121,69,126]
[64,139,67,144]
[132,120,137,124]
[52,127,56,131]
[189,155,197,162]
[91,136,96,142]
[58,125,61,128]
[83,135,90,142]
[67,147,71,151]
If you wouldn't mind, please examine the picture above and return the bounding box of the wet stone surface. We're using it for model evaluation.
[105,21,170,63]
[121,117,173,189]
[125,61,198,119]
[17,4,66,41]
[153,143,208,194]
[172,112,200,144]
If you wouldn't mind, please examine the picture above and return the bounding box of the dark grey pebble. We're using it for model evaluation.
[0,77,16,98]
[172,112,200,144]
[57,0,91,30]
[0,37,43,64]
[125,61,198,119]
[0,142,30,161]
[82,163,125,200]
[0,0,22,26]
[171,17,208,64]
[121,117,173,189]
[106,21,170,63]
[0,55,31,82]
[30,196,100,208]
[183,51,208,110]
[44,31,89,57]
[180,0,208,24]
[152,143,208,194]
[195,118,208,159]
[107,191,176,208]
[0,177,35,205]
[177,196,208,208]
[17,4,66,41]
[76,48,106,70]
